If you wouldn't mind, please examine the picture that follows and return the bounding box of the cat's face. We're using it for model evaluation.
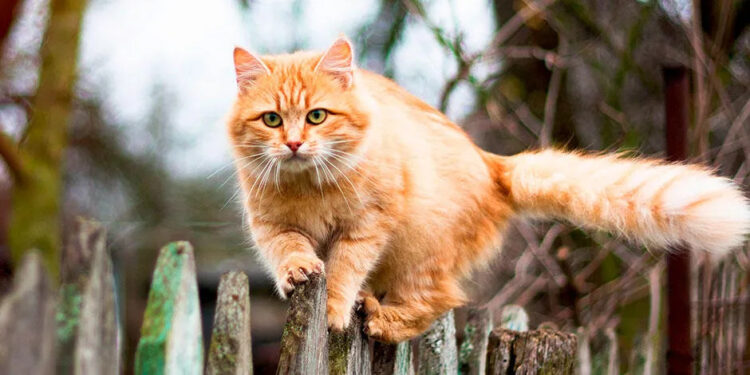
[227,38,369,184]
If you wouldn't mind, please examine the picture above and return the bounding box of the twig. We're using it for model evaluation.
[0,130,25,183]
[540,38,566,147]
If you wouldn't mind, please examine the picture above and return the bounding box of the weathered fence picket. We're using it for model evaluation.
[458,307,492,375]
[416,311,458,374]
[328,310,371,374]
[372,341,414,375]
[71,220,120,374]
[135,241,203,375]
[0,251,56,375]
[486,328,577,375]
[206,271,253,375]
[1,221,581,374]
[276,273,329,374]
[56,218,120,375]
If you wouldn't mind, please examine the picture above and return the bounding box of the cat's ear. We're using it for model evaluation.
[315,37,355,88]
[233,47,270,90]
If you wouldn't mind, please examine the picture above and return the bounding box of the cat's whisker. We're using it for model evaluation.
[317,155,353,214]
[322,154,364,206]
[247,156,274,199]
[207,152,263,180]
[253,157,276,199]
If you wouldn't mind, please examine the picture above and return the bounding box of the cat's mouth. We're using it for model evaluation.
[280,153,314,172]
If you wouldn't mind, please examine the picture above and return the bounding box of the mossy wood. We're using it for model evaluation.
[0,252,56,375]
[417,310,458,375]
[328,310,371,374]
[206,271,253,375]
[372,341,414,375]
[458,307,492,375]
[56,219,120,374]
[485,328,577,375]
[276,273,329,374]
[135,242,203,375]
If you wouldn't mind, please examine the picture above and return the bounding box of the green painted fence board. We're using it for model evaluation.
[135,242,203,375]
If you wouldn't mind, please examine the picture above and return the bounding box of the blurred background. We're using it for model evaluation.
[1,0,748,373]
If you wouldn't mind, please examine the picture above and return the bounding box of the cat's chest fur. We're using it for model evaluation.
[249,186,370,251]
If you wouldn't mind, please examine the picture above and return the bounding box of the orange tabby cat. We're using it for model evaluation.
[227,37,750,342]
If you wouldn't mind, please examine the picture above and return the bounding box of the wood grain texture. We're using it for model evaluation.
[135,242,203,375]
[73,220,120,375]
[458,307,492,375]
[372,341,414,375]
[328,311,371,375]
[0,251,56,375]
[276,273,328,374]
[486,328,577,375]
[206,271,253,375]
[417,310,457,375]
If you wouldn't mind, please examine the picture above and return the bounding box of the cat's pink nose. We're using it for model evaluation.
[286,141,303,152]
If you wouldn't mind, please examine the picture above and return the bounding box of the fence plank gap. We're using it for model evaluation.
[458,307,492,375]
[206,271,253,375]
[417,310,458,374]
[0,251,56,375]
[73,219,120,375]
[372,341,414,375]
[486,328,577,375]
[328,310,371,374]
[276,273,328,374]
[135,241,203,375]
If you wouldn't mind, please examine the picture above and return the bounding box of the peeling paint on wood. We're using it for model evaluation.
[206,271,253,375]
[417,311,457,375]
[135,242,203,375]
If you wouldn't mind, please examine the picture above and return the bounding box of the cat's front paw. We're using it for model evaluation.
[327,295,353,331]
[276,253,324,297]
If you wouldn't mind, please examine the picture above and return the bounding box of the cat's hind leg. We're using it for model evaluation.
[362,278,465,343]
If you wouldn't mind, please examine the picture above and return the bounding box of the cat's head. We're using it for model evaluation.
[227,37,369,184]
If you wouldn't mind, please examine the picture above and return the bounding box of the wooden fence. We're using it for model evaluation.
[0,220,577,374]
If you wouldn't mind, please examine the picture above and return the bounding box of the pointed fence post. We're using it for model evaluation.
[417,310,458,375]
[458,307,492,375]
[0,251,56,375]
[135,242,203,375]
[276,273,329,374]
[56,218,120,375]
[206,271,253,375]
[73,220,120,374]
[328,311,371,374]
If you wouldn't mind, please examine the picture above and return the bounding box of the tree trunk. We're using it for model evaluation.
[9,0,88,279]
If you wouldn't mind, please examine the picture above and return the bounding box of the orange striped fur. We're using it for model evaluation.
[227,37,750,342]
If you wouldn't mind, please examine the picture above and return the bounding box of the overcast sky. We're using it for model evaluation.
[6,0,495,176]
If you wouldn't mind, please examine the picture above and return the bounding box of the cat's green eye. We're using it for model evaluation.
[306,109,328,125]
[262,112,282,127]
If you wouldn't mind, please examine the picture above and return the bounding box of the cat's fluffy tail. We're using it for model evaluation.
[488,149,750,255]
